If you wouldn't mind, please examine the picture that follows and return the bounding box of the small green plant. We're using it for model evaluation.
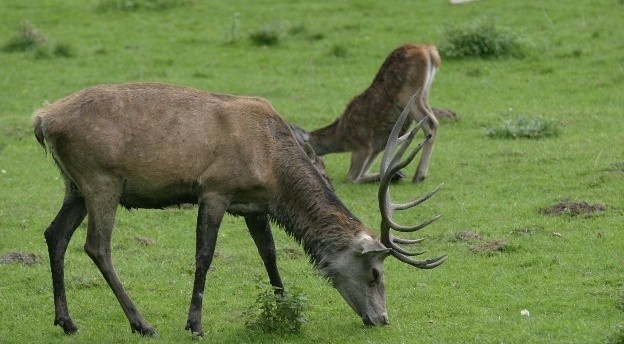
[224,13,240,44]
[330,43,349,58]
[606,324,624,344]
[616,287,624,311]
[485,116,560,139]
[1,20,47,52]
[249,22,285,47]
[611,161,624,173]
[244,280,307,334]
[52,43,76,58]
[440,18,528,59]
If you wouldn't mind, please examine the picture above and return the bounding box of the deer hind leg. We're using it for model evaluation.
[82,179,154,336]
[44,181,87,334]
[185,195,230,336]
[245,215,284,294]
[347,149,381,183]
[412,92,439,183]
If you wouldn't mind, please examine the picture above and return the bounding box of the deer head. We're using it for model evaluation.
[323,91,446,327]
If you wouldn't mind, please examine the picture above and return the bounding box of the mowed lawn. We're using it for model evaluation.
[0,0,622,343]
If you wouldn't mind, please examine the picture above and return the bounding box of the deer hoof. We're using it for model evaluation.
[130,321,156,336]
[391,170,406,182]
[412,174,427,183]
[185,320,204,336]
[55,317,78,335]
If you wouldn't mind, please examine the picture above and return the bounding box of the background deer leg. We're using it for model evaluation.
[412,97,439,183]
[185,196,229,336]
[348,150,380,183]
[44,181,87,334]
[245,215,284,294]
[83,181,155,336]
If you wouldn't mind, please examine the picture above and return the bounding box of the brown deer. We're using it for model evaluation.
[290,43,442,183]
[32,83,444,336]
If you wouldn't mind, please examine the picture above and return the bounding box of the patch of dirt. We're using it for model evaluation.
[0,251,41,266]
[542,201,606,217]
[134,236,157,246]
[455,230,481,242]
[470,240,508,254]
[510,227,540,236]
[278,247,305,260]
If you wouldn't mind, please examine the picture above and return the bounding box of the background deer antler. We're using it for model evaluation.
[378,90,447,269]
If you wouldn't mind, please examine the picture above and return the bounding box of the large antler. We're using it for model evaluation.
[378,90,447,269]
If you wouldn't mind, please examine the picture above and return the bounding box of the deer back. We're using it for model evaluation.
[33,83,305,210]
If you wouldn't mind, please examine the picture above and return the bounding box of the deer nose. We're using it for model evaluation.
[363,313,389,326]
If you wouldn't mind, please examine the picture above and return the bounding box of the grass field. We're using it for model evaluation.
[1,0,623,343]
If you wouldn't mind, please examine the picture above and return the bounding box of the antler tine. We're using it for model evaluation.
[380,90,420,176]
[378,89,446,269]
[388,214,442,233]
[394,183,444,211]
[391,252,447,269]
[389,237,426,256]
[392,236,425,245]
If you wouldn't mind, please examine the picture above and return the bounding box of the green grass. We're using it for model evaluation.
[1,0,623,343]
[485,116,561,139]
[439,17,530,59]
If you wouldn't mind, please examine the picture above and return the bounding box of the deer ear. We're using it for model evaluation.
[302,142,318,163]
[361,240,391,261]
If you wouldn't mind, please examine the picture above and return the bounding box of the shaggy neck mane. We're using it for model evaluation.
[268,131,365,267]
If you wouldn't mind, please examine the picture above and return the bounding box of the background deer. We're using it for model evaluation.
[33,83,444,336]
[290,43,442,183]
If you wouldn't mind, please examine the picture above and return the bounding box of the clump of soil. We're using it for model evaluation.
[542,201,606,217]
[0,251,41,266]
[134,236,157,246]
[455,230,481,242]
[510,227,540,236]
[470,240,508,254]
[279,247,305,260]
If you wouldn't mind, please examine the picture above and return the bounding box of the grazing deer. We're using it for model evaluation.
[33,83,444,336]
[291,43,441,183]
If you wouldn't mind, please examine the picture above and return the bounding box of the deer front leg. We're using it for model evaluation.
[44,184,87,334]
[245,215,284,294]
[347,150,380,183]
[185,196,230,336]
[412,102,439,183]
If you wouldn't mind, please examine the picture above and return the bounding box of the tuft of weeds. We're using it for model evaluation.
[485,116,560,139]
[470,240,512,255]
[1,19,75,59]
[249,22,285,47]
[68,275,105,290]
[52,43,76,58]
[2,20,47,53]
[611,161,624,173]
[34,43,77,60]
[244,280,307,334]
[439,18,529,59]
[606,324,624,344]
[330,43,349,58]
[616,287,624,312]
[95,0,193,12]
[224,13,240,44]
